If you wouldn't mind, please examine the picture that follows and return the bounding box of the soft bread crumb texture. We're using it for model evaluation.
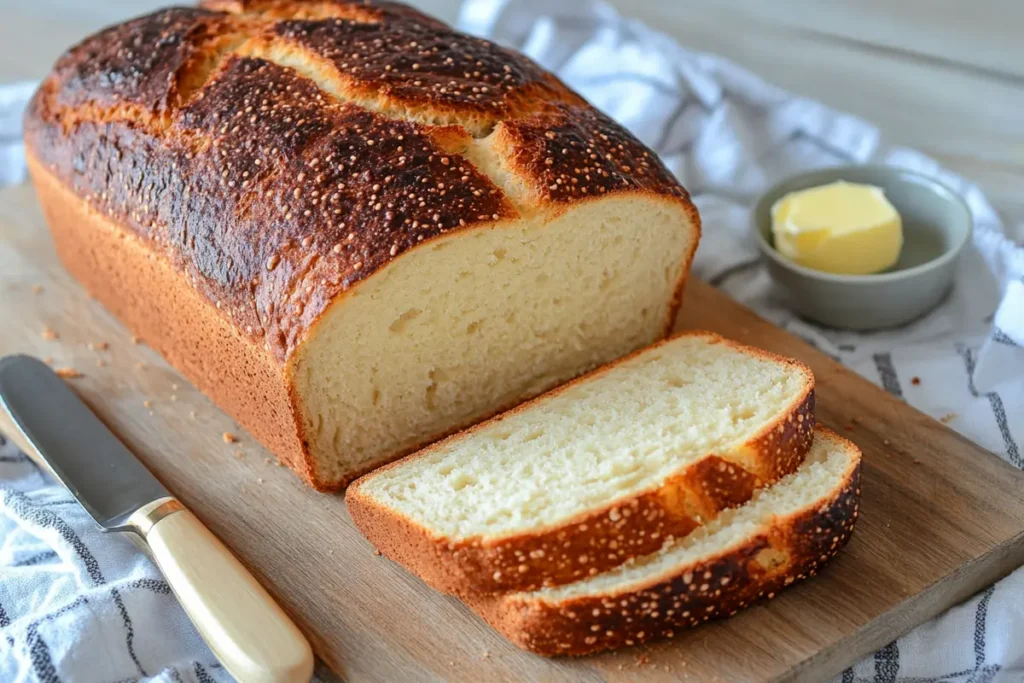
[359,333,811,538]
[466,428,862,656]
[294,195,691,480]
[533,429,855,601]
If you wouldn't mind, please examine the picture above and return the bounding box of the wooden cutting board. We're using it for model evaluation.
[3,182,1024,683]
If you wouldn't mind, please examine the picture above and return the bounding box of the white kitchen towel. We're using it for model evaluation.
[1,1,1023,681]
[0,438,230,683]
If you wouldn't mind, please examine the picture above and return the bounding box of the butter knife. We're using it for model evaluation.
[0,355,314,683]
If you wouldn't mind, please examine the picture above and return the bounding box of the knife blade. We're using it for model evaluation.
[0,354,168,531]
[0,354,313,683]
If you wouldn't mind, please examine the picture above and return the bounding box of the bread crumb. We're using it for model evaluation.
[143,400,152,408]
[43,357,53,365]
[41,327,58,341]
[883,439,891,445]
[131,335,142,345]
[223,432,239,444]
[88,341,109,351]
[264,457,272,464]
[449,662,454,667]
[481,651,490,659]
[940,412,957,424]
[32,284,43,294]
[635,654,650,667]
[96,359,105,368]
[171,383,179,391]
[55,367,82,379]
[257,477,265,484]
[911,376,921,386]
[374,549,382,556]
[170,394,177,401]
[234,450,244,459]
[135,362,146,370]
[148,411,155,417]
[189,411,197,420]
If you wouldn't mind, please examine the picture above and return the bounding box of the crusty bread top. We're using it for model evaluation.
[24,0,696,361]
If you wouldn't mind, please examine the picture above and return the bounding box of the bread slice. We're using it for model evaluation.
[467,427,861,656]
[347,332,815,595]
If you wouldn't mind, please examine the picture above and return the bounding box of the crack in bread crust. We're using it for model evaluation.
[26,1,694,361]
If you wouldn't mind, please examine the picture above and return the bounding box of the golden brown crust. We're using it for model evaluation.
[466,429,862,656]
[24,2,693,363]
[25,0,700,489]
[27,154,317,484]
[346,332,816,595]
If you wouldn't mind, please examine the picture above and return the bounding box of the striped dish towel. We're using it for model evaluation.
[2,1,1023,681]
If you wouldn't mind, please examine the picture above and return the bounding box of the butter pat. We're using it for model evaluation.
[771,180,903,275]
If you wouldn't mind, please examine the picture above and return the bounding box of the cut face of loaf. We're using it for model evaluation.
[347,332,815,595]
[468,427,862,656]
[24,1,700,489]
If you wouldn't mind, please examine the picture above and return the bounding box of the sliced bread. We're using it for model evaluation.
[347,331,815,595]
[466,427,861,656]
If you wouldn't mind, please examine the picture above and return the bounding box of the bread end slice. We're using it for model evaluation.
[466,427,861,656]
[348,332,815,596]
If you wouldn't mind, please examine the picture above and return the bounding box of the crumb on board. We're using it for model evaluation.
[135,362,146,370]
[264,457,272,464]
[148,411,154,417]
[55,367,82,379]
[257,477,265,484]
[883,439,891,445]
[223,432,239,444]
[171,394,177,401]
[32,284,43,294]
[635,654,651,667]
[481,651,490,660]
[234,450,244,459]
[172,383,179,391]
[43,357,53,365]
[41,327,58,341]
[940,412,957,424]
[911,376,921,386]
[131,335,142,345]
[189,411,197,420]
[143,400,152,408]
[88,341,110,351]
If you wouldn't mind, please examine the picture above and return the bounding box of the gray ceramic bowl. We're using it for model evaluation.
[752,165,972,330]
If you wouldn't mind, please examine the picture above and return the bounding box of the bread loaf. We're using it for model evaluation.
[348,332,815,595]
[24,0,700,489]
[467,427,861,656]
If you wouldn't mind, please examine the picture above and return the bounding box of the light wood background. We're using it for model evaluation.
[2,0,1023,227]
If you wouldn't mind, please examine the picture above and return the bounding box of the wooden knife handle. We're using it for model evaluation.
[138,499,314,683]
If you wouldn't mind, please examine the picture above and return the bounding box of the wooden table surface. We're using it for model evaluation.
[2,0,1022,227]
